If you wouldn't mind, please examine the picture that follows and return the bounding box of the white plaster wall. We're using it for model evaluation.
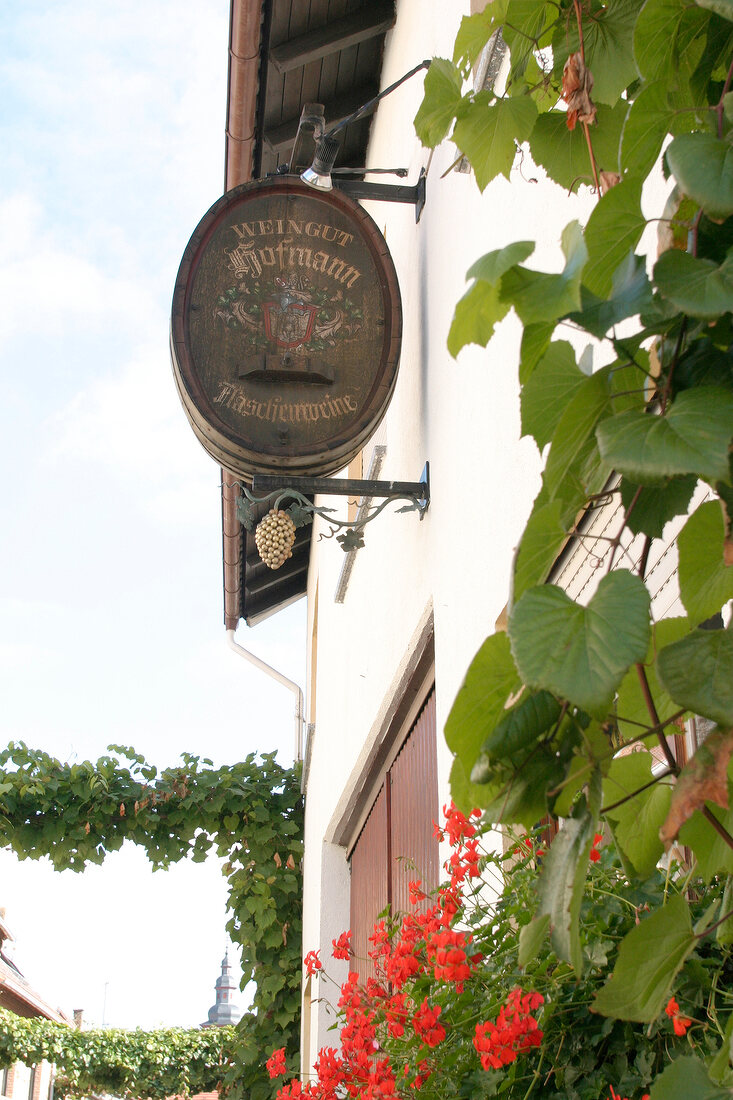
[301,0,604,1065]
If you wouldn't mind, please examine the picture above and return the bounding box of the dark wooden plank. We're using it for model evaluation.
[270,2,394,74]
[264,80,379,152]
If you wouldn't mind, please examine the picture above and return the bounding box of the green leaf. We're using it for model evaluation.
[518,913,551,968]
[680,801,733,879]
[648,1056,733,1100]
[501,221,587,325]
[543,369,611,501]
[592,895,696,1021]
[620,80,675,179]
[667,132,733,219]
[678,501,733,625]
[466,240,536,283]
[654,250,733,319]
[709,1003,733,1080]
[634,0,709,81]
[657,628,733,726]
[529,103,627,191]
[450,755,499,816]
[583,177,646,298]
[477,690,561,766]
[414,59,463,147]
[454,93,538,190]
[447,241,535,355]
[445,632,522,775]
[508,571,651,719]
[519,321,554,384]
[512,499,569,605]
[552,0,639,105]
[536,802,595,971]
[453,10,501,69]
[596,387,733,485]
[447,280,509,356]
[620,474,697,539]
[479,743,566,827]
[569,252,654,339]
[502,0,551,78]
[521,342,587,448]
[602,751,672,877]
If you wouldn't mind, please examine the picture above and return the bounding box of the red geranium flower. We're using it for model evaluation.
[332,930,352,959]
[266,1047,287,1079]
[304,949,322,975]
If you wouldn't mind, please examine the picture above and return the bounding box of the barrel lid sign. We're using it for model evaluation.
[171,176,402,480]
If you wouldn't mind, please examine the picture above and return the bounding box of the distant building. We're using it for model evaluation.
[201,951,240,1029]
[0,909,67,1100]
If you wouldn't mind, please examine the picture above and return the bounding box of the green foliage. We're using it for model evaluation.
[0,1012,234,1099]
[415,1,733,1094]
[295,824,733,1100]
[0,744,303,1099]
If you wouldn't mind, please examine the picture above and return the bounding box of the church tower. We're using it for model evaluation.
[202,950,241,1027]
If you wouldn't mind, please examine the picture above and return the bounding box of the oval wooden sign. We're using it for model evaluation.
[171,176,402,480]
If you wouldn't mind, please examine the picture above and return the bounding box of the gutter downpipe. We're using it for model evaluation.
[227,628,304,762]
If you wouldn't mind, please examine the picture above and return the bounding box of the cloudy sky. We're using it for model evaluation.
[0,1,305,1029]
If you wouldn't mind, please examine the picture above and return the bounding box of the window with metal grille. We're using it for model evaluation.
[349,689,438,979]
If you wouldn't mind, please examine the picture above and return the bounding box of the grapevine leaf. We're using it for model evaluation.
[620,474,697,539]
[596,387,733,485]
[445,632,522,775]
[518,913,551,968]
[657,629,733,727]
[453,9,501,69]
[661,727,733,846]
[521,341,587,448]
[512,498,570,605]
[667,132,733,219]
[552,0,639,105]
[519,321,554,384]
[479,743,567,827]
[678,501,733,625]
[648,1056,733,1100]
[583,177,646,298]
[592,895,695,1021]
[536,800,595,972]
[447,241,535,355]
[508,571,651,719]
[501,221,587,324]
[543,369,611,502]
[414,59,463,147]
[529,103,627,192]
[454,93,538,190]
[447,281,508,356]
[620,80,675,179]
[680,801,733,879]
[569,252,653,339]
[634,0,709,81]
[654,250,733,318]
[602,751,672,877]
[478,690,561,763]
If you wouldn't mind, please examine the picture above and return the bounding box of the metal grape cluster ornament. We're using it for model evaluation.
[171,176,402,481]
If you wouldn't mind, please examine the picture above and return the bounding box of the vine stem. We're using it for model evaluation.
[701,805,733,852]
[572,0,602,196]
[636,663,679,774]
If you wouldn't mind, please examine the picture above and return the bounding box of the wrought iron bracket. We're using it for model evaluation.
[236,463,430,556]
[332,169,426,223]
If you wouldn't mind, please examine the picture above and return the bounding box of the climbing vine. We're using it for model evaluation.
[0,743,303,1099]
[413,0,733,1095]
[0,1011,235,1099]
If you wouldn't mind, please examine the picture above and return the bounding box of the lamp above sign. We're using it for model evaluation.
[171,176,402,481]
